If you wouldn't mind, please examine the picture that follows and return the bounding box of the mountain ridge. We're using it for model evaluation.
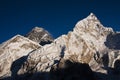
[0,13,120,80]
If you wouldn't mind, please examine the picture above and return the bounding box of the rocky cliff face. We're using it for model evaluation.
[0,13,120,80]
[25,27,54,46]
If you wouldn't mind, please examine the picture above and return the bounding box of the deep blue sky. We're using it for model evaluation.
[0,0,120,43]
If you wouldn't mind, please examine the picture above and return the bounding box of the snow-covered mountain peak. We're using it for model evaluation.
[32,27,44,32]
[87,13,98,20]
[74,13,113,36]
[75,13,101,29]
[16,14,115,77]
[0,13,120,80]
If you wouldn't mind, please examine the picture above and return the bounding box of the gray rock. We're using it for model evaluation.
[25,27,54,46]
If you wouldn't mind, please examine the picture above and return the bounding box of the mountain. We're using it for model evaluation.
[0,13,120,80]
[25,27,54,46]
[0,35,40,78]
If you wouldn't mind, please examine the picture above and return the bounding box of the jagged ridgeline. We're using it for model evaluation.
[0,13,120,80]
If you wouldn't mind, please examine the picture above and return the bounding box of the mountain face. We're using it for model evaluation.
[0,13,120,80]
[0,35,40,78]
[25,27,54,46]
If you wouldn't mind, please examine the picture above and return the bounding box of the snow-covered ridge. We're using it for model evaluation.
[0,35,40,77]
[0,13,120,80]
[18,13,115,75]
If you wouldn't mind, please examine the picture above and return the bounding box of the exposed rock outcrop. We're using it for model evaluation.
[25,27,54,46]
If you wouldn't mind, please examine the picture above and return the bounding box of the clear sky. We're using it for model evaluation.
[0,0,120,43]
